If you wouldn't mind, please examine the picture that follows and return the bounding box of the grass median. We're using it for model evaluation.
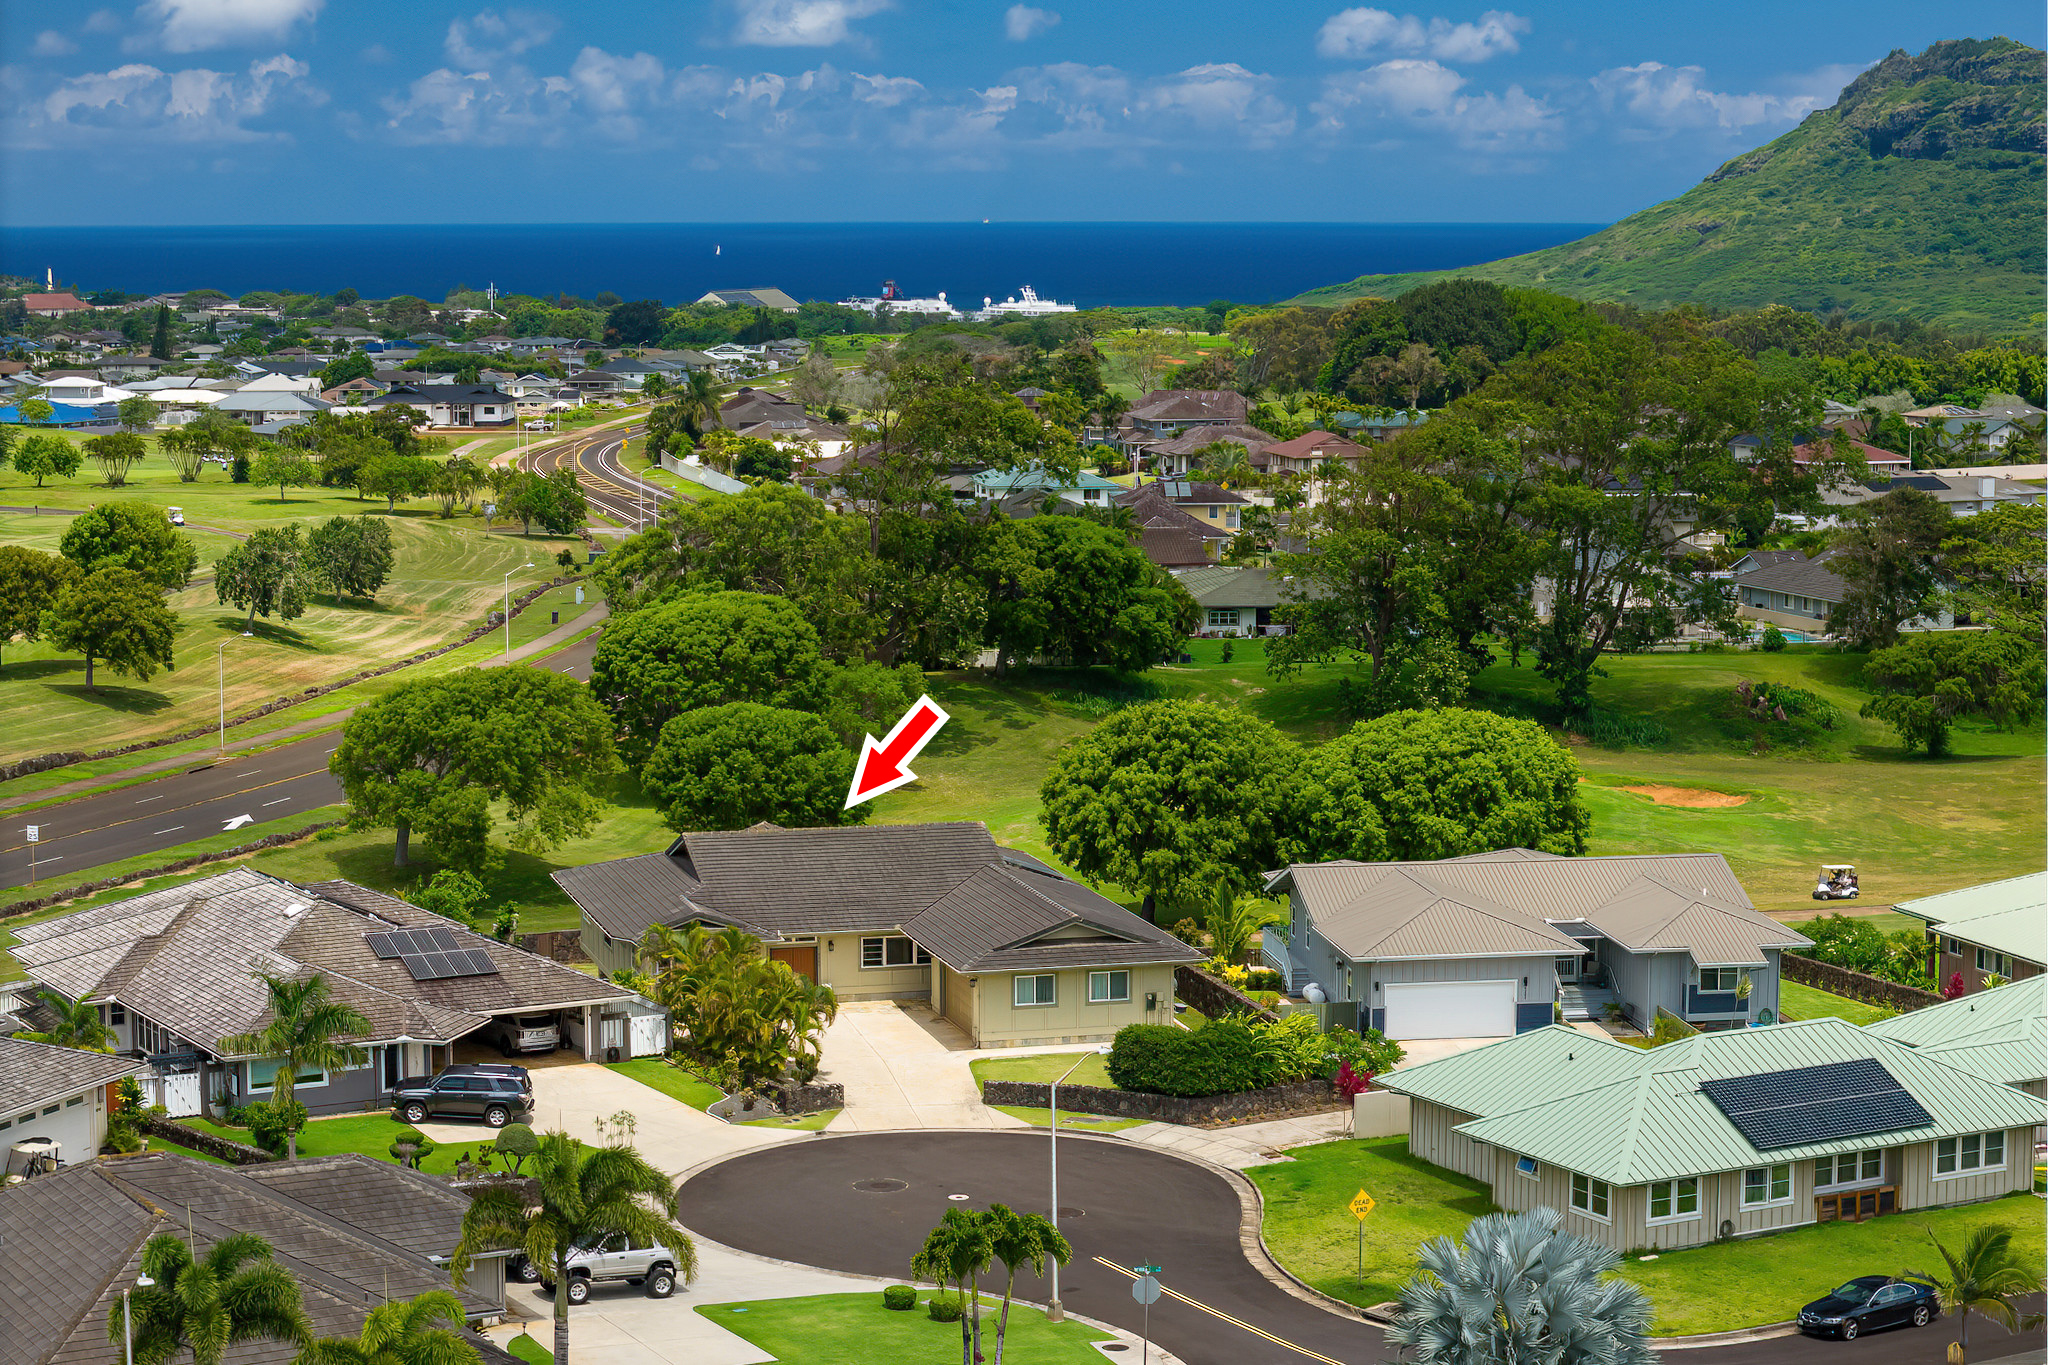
[696,1293,1112,1364]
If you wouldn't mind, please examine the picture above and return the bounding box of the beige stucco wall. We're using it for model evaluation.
[968,964,1178,1047]
[813,934,932,1001]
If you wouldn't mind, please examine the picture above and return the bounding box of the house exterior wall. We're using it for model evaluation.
[0,1082,109,1163]
[582,921,639,978]
[815,934,932,1002]
[1896,1127,2036,1209]
[1407,1099,1489,1179]
[1934,936,2044,993]
[971,965,1177,1048]
[937,963,977,1038]
[240,1057,385,1118]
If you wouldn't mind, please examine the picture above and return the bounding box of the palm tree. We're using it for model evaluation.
[14,988,114,1051]
[1197,441,1250,487]
[1903,1223,2047,1362]
[982,1204,1070,1365]
[1204,887,1288,967]
[295,1291,478,1365]
[1388,1207,1655,1365]
[912,1208,993,1365]
[218,972,371,1160]
[673,370,720,441]
[636,924,837,1089]
[107,1232,312,1365]
[452,1131,696,1365]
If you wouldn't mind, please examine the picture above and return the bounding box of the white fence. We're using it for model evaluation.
[141,1070,203,1117]
[657,452,748,495]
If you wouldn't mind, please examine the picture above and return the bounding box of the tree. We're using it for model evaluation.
[317,350,376,388]
[307,515,396,600]
[786,351,843,410]
[1903,1223,2046,1362]
[912,1207,994,1365]
[636,924,838,1084]
[217,972,370,1160]
[981,1205,1070,1365]
[605,299,668,346]
[11,987,114,1050]
[84,431,150,487]
[1860,631,2047,757]
[1388,1208,1654,1365]
[818,659,925,748]
[430,456,483,518]
[589,590,829,768]
[150,304,173,360]
[0,545,80,665]
[250,446,315,502]
[452,1131,695,1365]
[1828,486,1953,647]
[13,431,83,487]
[107,1232,312,1365]
[641,703,860,832]
[294,1290,479,1365]
[60,501,199,588]
[118,395,162,433]
[982,516,1192,675]
[1205,885,1288,966]
[41,567,179,692]
[359,454,437,512]
[1388,342,1448,408]
[215,525,317,628]
[410,868,489,928]
[1941,501,2044,642]
[1038,699,1300,920]
[329,667,621,868]
[506,468,587,536]
[1288,708,1590,863]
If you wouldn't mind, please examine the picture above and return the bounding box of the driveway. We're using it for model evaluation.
[1393,1036,1507,1066]
[817,1001,1032,1131]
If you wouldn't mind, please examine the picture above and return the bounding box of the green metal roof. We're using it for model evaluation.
[1377,1024,1646,1116]
[1866,975,2045,1088]
[1893,872,2045,965]
[1389,1019,2046,1187]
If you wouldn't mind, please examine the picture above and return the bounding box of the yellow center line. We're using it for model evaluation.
[0,769,333,856]
[1090,1257,1348,1365]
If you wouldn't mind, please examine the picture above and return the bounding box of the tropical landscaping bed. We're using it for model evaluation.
[603,1056,842,1128]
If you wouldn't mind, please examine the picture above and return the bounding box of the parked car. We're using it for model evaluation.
[1797,1277,1939,1339]
[525,419,555,430]
[438,1062,532,1095]
[482,1013,561,1056]
[389,1072,533,1128]
[537,1234,683,1302]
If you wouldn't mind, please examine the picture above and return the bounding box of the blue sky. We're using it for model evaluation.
[2,1,2039,225]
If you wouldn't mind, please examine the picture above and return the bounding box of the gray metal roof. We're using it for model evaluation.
[900,864,1202,972]
[0,1036,144,1118]
[1175,566,1289,608]
[1276,863,1585,960]
[1576,875,1810,967]
[1893,872,2045,965]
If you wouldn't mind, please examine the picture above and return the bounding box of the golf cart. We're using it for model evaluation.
[167,507,185,526]
[1813,865,1859,900]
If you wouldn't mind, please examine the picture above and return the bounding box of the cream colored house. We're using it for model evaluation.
[556,823,1201,1047]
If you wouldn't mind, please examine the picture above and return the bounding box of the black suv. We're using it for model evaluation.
[438,1063,533,1095]
[390,1072,533,1128]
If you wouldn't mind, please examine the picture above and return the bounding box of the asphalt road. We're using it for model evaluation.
[0,635,600,891]
[675,1131,2047,1365]
[525,422,669,530]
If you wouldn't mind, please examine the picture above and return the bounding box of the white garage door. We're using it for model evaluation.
[1384,980,1516,1040]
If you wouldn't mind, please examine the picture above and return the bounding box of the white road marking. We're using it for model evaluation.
[262,798,292,807]
[154,826,184,835]
[135,795,164,803]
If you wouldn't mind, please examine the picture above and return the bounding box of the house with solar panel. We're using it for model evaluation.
[1376,1017,2045,1252]
[8,867,660,1118]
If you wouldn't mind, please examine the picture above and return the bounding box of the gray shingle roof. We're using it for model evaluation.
[0,1037,144,1117]
[900,864,1202,972]
[1175,566,1288,608]
[1129,389,1249,423]
[672,822,1003,935]
[1732,551,1846,603]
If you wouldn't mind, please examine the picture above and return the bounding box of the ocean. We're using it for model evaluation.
[0,222,1601,309]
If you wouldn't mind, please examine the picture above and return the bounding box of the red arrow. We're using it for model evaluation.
[845,696,952,809]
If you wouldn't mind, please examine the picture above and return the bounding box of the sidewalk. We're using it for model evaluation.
[1118,1112,1352,1169]
[0,603,608,814]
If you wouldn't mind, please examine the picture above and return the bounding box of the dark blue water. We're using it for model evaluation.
[0,222,1601,308]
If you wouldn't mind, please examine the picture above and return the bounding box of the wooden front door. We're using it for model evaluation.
[768,945,817,981]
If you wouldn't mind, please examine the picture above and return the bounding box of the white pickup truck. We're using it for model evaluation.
[520,1235,683,1302]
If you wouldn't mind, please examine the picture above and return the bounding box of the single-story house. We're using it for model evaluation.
[1376,1017,2045,1253]
[1264,850,1811,1040]
[0,1036,144,1171]
[1254,430,1370,478]
[212,390,333,427]
[1177,565,1292,636]
[555,822,1203,1048]
[0,1153,517,1365]
[1894,872,2044,994]
[972,466,1124,507]
[10,867,657,1118]
[365,383,518,427]
[23,292,91,317]
[1117,478,1250,530]
[1867,973,2045,1101]
[1731,548,1956,634]
[1792,437,1911,475]
[1824,472,2044,520]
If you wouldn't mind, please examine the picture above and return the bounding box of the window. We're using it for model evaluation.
[1943,937,1962,955]
[65,1096,83,1108]
[1206,608,1240,628]
[1569,1173,1609,1221]
[1975,948,2010,975]
[1647,1176,1699,1222]
[41,1105,57,1116]
[1013,974,1056,1007]
[1743,1163,1792,1205]
[1206,506,1218,519]
[1515,1156,1539,1178]
[1698,967,1740,993]
[248,1058,327,1092]
[859,936,931,969]
[1815,1150,1884,1188]
[1937,1130,2007,1177]
[1087,971,1130,1004]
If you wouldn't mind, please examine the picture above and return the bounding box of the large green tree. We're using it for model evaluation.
[329,667,620,868]
[0,545,80,665]
[1038,699,1300,919]
[214,524,317,628]
[59,501,198,589]
[13,431,83,487]
[452,1132,695,1365]
[1940,500,2044,642]
[1286,708,1590,863]
[307,515,397,600]
[1860,630,2046,757]
[641,702,861,831]
[250,446,316,502]
[1828,485,1954,647]
[41,567,179,692]
[105,1232,312,1365]
[981,516,1193,674]
[359,454,438,512]
[117,395,162,434]
[590,589,830,767]
[217,972,371,1160]
[150,304,174,359]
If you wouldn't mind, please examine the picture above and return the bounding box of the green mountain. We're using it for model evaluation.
[1295,37,2045,334]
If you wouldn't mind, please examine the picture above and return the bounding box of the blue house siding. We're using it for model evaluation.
[1515,1002,1552,1033]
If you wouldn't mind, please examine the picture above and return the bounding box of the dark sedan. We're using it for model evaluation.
[1798,1276,1940,1339]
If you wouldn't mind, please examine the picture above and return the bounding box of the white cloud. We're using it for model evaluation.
[18,51,320,146]
[136,0,325,54]
[1315,58,1554,150]
[1138,63,1294,141]
[852,71,923,106]
[1004,5,1059,41]
[84,10,123,33]
[1589,60,1845,132]
[1316,8,1528,62]
[729,0,893,47]
[33,31,79,57]
[445,9,560,68]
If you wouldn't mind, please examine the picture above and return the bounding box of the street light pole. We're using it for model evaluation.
[217,632,252,753]
[123,1272,155,1365]
[1047,1043,1111,1323]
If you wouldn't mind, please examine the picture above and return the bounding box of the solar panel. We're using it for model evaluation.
[366,932,401,959]
[398,947,501,982]
[422,926,463,952]
[1701,1059,1932,1151]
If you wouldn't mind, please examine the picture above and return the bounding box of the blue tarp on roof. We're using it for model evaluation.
[0,401,106,426]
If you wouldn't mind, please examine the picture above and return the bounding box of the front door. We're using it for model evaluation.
[768,945,818,981]
[381,1045,400,1090]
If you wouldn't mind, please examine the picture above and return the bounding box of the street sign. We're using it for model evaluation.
[1130,1275,1161,1306]
[24,826,38,842]
[1348,1189,1375,1220]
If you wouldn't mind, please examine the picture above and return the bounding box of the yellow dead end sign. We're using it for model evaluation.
[1349,1189,1375,1283]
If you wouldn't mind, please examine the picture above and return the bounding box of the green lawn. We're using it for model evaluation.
[696,1293,1112,1364]
[604,1058,723,1111]
[142,1136,234,1166]
[737,1108,841,1130]
[968,1050,1115,1089]
[180,1111,494,1176]
[990,1105,1148,1132]
[1777,979,1898,1026]
[505,1334,551,1365]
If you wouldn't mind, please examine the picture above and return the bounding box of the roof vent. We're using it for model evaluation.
[283,901,310,918]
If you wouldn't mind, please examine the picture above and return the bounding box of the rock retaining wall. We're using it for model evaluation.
[1173,964,1280,1023]
[770,1080,843,1115]
[982,1077,1336,1128]
[517,929,591,964]
[1782,953,1939,1013]
[141,1114,273,1165]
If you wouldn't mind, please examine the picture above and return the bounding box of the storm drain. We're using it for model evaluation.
[1058,1207,1085,1218]
[852,1178,909,1193]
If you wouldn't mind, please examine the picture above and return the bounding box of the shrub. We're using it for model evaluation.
[1319,1027,1405,1081]
[104,1114,144,1155]
[248,1097,307,1156]
[388,1124,435,1168]
[1759,625,1787,652]
[495,1122,538,1173]
[883,1285,916,1311]
[926,1295,963,1322]
[1107,1013,1342,1097]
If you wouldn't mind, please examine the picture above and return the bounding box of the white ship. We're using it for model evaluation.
[974,285,1076,320]
[837,280,960,317]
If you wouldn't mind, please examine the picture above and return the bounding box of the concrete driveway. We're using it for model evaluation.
[818,1001,1035,1131]
[1394,1036,1507,1066]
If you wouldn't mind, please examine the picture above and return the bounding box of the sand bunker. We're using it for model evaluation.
[1620,784,1750,808]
